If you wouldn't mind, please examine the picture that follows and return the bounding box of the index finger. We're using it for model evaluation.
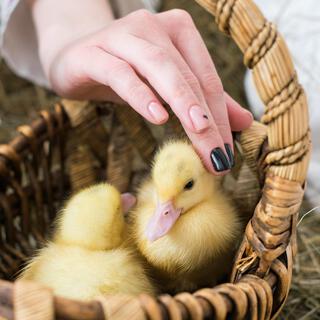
[157,10,234,162]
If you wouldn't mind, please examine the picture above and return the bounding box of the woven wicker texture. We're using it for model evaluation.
[0,0,310,319]
[14,281,54,320]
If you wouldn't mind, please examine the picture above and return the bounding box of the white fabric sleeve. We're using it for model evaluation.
[0,0,161,88]
[244,0,320,207]
[0,0,49,87]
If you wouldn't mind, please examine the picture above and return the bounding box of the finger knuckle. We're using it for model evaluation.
[127,81,148,102]
[182,70,201,91]
[110,60,131,77]
[170,9,193,25]
[129,9,153,21]
[172,84,191,101]
[202,72,224,96]
[145,45,169,63]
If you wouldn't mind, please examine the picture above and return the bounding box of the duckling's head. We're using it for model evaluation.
[145,141,218,242]
[55,183,136,250]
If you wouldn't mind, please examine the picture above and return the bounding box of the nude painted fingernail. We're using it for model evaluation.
[189,105,210,132]
[148,102,168,123]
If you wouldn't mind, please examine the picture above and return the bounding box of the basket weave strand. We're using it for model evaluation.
[14,281,54,320]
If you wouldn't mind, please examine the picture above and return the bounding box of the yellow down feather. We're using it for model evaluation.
[20,183,155,300]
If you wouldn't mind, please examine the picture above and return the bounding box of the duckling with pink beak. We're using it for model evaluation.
[131,140,242,293]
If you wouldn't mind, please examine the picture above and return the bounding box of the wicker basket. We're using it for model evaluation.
[0,0,311,319]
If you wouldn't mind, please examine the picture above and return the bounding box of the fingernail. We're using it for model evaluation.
[224,143,235,167]
[148,102,168,123]
[189,105,210,132]
[210,148,231,172]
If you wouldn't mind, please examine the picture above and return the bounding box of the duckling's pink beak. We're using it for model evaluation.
[145,201,182,242]
[121,193,136,213]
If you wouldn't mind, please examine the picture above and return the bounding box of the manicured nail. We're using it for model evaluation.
[148,102,168,123]
[224,143,235,167]
[189,105,210,132]
[210,148,231,172]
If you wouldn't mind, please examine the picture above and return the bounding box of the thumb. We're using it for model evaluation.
[225,93,253,132]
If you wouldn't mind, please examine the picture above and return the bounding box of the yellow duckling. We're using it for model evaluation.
[130,141,242,293]
[19,183,155,300]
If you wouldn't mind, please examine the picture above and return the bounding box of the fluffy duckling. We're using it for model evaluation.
[19,183,155,300]
[130,141,242,293]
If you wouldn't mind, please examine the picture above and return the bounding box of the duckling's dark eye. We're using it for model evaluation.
[184,179,194,191]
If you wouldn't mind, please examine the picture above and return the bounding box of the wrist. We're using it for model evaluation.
[29,0,115,79]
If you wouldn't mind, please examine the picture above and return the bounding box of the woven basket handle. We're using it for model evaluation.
[194,0,310,275]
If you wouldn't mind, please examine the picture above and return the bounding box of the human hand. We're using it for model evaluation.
[31,2,253,174]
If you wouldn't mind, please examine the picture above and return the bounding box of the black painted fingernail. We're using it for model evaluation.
[224,144,235,167]
[210,148,231,172]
